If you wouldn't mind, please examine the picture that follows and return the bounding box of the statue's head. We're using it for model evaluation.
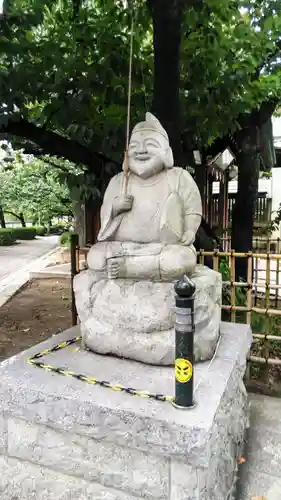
[127,112,174,179]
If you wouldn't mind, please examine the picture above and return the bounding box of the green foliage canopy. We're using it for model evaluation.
[181,0,281,148]
[0,0,152,162]
[0,158,73,223]
[0,0,281,164]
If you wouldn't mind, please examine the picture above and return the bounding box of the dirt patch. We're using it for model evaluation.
[0,278,72,360]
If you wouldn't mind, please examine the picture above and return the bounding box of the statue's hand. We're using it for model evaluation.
[112,195,134,216]
[107,257,126,279]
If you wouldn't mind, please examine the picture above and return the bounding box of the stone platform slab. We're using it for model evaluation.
[0,322,252,500]
[29,263,71,280]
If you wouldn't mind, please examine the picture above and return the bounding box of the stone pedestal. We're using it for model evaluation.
[74,264,222,364]
[0,322,251,500]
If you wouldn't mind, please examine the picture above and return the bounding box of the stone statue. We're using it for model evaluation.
[74,113,221,365]
[87,112,202,282]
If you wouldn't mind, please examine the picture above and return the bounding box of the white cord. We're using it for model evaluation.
[125,6,134,152]
[122,3,136,196]
[194,334,222,395]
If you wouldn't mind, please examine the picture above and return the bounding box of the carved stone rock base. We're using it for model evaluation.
[74,265,222,365]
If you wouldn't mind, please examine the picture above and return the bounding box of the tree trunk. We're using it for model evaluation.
[147,0,184,165]
[4,210,26,227]
[19,212,26,227]
[231,127,261,280]
[84,197,101,245]
[0,206,6,228]
[72,200,86,247]
[194,163,206,212]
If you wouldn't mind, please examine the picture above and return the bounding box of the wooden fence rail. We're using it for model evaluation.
[211,192,272,227]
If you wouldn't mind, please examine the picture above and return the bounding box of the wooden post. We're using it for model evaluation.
[70,233,79,326]
[261,252,271,384]
[275,238,280,309]
[230,250,236,323]
[85,198,101,245]
[223,171,229,250]
[218,179,224,235]
[245,251,253,383]
[246,252,253,325]
[207,173,213,225]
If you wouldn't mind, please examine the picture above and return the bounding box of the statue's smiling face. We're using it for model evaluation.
[128,130,169,179]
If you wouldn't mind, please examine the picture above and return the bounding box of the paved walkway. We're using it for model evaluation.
[239,393,281,499]
[0,235,58,281]
[0,235,59,306]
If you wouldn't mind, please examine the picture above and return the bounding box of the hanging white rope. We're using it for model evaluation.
[126,7,135,151]
[123,1,136,195]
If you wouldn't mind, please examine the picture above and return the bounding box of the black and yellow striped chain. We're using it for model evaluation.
[28,337,174,403]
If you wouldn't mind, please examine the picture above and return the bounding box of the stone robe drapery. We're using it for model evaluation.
[98,167,202,249]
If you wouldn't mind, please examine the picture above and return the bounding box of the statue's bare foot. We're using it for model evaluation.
[107,257,126,279]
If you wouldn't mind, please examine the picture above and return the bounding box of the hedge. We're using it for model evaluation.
[49,222,72,235]
[60,231,71,247]
[34,226,47,236]
[11,227,37,240]
[0,228,17,246]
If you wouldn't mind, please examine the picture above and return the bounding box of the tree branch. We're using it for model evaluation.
[205,98,278,158]
[255,38,281,78]
[2,97,276,182]
[35,156,73,174]
[1,118,120,174]
[4,210,25,223]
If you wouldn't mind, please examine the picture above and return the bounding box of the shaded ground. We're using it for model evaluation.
[0,278,72,361]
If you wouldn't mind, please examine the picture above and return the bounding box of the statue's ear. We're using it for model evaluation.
[163,147,174,169]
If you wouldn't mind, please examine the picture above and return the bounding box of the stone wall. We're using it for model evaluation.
[0,323,252,500]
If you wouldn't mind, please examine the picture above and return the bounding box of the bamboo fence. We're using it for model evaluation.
[77,244,281,380]
[220,236,281,253]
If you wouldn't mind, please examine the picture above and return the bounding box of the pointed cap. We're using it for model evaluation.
[131,112,169,141]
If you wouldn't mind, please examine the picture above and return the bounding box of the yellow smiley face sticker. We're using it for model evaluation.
[175,358,193,383]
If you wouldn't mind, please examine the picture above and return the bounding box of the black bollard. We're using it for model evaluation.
[173,276,196,409]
